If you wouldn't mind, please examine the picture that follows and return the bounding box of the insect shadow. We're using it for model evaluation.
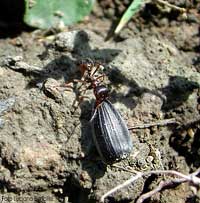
[107,68,199,111]
[159,76,199,111]
[26,30,121,88]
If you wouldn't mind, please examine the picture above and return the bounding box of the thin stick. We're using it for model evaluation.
[100,168,200,203]
[136,169,200,203]
[100,172,143,202]
[155,0,186,13]
[128,118,178,130]
[136,178,186,203]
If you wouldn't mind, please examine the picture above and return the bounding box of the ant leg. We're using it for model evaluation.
[72,95,90,113]
[91,62,103,77]
[89,108,97,122]
[43,79,74,94]
[51,81,74,93]
[58,79,88,92]
[78,84,90,94]
[62,79,86,86]
[95,74,106,82]
[71,83,91,113]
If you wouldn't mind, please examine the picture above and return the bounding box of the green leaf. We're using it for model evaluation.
[115,0,144,34]
[24,0,94,29]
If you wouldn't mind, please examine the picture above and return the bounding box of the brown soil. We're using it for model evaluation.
[0,1,199,203]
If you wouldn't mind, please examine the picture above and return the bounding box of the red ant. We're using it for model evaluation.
[61,59,107,111]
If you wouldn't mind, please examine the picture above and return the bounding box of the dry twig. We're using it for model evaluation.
[128,118,178,130]
[100,168,200,203]
[154,0,186,13]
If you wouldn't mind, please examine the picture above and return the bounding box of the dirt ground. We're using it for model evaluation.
[0,1,200,203]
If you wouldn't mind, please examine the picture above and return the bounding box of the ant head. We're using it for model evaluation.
[94,85,109,101]
[78,58,94,76]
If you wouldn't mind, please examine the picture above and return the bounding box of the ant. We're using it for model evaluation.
[61,58,107,112]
